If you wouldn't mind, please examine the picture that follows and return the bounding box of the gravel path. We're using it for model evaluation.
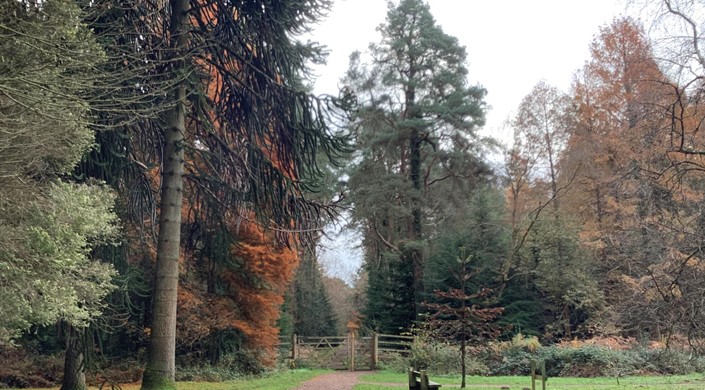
[293,370,377,390]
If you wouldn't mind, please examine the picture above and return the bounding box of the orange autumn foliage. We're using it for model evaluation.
[175,210,299,365]
[227,220,298,351]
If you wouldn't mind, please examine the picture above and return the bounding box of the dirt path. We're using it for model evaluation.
[293,370,377,390]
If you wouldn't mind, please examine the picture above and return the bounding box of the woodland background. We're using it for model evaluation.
[4,0,705,389]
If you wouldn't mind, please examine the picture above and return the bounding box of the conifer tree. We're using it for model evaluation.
[290,250,338,337]
[77,0,347,386]
[345,0,488,333]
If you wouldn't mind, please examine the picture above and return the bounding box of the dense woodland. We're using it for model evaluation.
[5,0,705,388]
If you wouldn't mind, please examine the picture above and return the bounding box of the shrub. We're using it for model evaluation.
[544,345,632,377]
[378,336,488,375]
[175,365,241,382]
[0,348,62,388]
[175,349,267,381]
[632,348,705,375]
[483,333,542,376]
[485,343,705,378]
[548,344,705,377]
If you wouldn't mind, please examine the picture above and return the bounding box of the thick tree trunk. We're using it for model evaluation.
[60,327,86,390]
[141,0,188,388]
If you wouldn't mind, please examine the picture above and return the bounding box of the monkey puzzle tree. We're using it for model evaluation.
[424,248,502,389]
[102,0,348,387]
[345,0,488,333]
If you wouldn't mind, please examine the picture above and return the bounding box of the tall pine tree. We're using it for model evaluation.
[345,0,488,333]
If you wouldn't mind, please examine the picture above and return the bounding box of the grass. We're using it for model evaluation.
[355,371,705,389]
[10,369,330,390]
[11,370,705,390]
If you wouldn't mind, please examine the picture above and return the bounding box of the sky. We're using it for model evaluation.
[307,0,630,283]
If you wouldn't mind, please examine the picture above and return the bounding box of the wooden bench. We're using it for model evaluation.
[408,368,441,390]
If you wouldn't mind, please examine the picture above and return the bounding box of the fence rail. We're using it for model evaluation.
[277,332,417,371]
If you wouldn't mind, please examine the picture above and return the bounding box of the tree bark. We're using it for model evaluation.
[60,327,86,390]
[405,70,424,315]
[141,0,188,388]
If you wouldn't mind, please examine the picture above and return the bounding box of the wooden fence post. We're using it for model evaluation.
[531,360,546,390]
[348,331,356,371]
[541,360,546,390]
[292,334,298,360]
[371,332,378,369]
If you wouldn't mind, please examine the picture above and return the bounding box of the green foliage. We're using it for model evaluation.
[513,217,605,339]
[176,351,267,381]
[484,342,705,378]
[347,0,491,334]
[498,285,545,337]
[425,187,506,296]
[363,252,416,334]
[289,252,338,337]
[0,182,119,342]
[0,0,103,180]
[0,0,120,344]
[378,336,488,375]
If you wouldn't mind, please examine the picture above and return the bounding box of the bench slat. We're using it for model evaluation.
[408,368,441,390]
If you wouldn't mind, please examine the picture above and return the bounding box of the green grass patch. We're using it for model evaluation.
[356,371,705,389]
[176,369,330,390]
[10,369,329,390]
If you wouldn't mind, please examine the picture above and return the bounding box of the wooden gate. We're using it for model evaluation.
[279,332,414,371]
[292,335,350,370]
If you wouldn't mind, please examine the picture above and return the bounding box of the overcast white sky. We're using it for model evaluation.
[308,0,630,283]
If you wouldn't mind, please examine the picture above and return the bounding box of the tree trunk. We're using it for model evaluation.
[460,271,467,389]
[141,0,188,388]
[60,327,86,390]
[406,72,424,315]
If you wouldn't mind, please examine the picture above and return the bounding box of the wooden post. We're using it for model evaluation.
[408,368,416,389]
[348,331,356,371]
[371,332,378,369]
[420,370,429,390]
[531,360,546,390]
[541,360,546,390]
[292,334,298,360]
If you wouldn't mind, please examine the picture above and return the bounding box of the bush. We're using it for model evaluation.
[632,348,705,375]
[175,350,267,381]
[484,341,705,378]
[175,365,241,382]
[547,345,705,377]
[0,348,62,388]
[483,333,542,376]
[377,336,488,376]
[489,347,536,376]
[541,345,633,377]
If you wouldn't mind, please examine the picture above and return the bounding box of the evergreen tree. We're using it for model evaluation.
[0,0,120,343]
[76,0,349,386]
[290,250,338,337]
[424,248,502,389]
[425,186,506,299]
[345,0,489,333]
